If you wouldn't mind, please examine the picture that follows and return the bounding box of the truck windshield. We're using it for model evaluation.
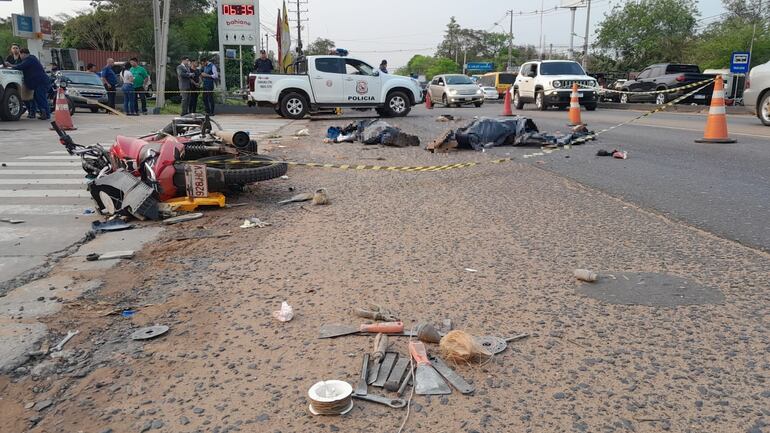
[446,75,473,85]
[540,62,585,75]
[665,64,700,74]
[63,72,103,86]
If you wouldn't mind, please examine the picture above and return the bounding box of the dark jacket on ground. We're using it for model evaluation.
[12,55,48,88]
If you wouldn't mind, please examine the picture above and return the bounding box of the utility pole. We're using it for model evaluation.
[289,0,309,55]
[582,0,592,70]
[152,0,170,109]
[507,10,514,71]
[549,43,553,60]
[539,0,545,60]
[569,7,577,60]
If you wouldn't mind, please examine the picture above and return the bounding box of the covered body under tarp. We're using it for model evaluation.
[447,116,594,151]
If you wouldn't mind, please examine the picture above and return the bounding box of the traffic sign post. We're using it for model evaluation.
[730,52,750,74]
[217,0,260,100]
[465,62,495,72]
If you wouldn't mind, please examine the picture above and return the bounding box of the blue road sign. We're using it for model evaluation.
[465,62,494,71]
[730,52,750,74]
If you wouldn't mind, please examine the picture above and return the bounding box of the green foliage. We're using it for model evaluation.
[0,18,25,53]
[305,38,335,55]
[689,17,770,69]
[60,10,118,50]
[436,16,512,66]
[224,47,256,90]
[397,55,460,79]
[426,57,461,78]
[594,0,698,71]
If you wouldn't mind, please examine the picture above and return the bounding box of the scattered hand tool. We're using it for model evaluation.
[384,357,410,391]
[409,341,451,395]
[428,355,475,394]
[354,304,398,322]
[474,333,529,355]
[397,369,413,397]
[352,393,407,408]
[318,321,404,339]
[367,333,389,384]
[372,352,397,387]
[52,330,79,352]
[355,353,369,396]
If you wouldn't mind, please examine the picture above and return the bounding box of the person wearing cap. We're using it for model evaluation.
[379,60,388,74]
[254,50,273,73]
[6,48,50,119]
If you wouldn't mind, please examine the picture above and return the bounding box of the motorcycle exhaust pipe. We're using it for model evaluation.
[213,130,251,149]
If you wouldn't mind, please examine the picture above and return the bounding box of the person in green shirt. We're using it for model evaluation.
[129,57,150,115]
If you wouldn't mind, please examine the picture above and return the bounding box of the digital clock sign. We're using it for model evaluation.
[222,4,255,15]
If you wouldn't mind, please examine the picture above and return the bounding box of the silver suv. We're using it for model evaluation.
[512,60,598,111]
[426,74,484,107]
[743,60,770,126]
[0,68,23,121]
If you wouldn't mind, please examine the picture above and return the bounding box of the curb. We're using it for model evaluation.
[598,102,750,115]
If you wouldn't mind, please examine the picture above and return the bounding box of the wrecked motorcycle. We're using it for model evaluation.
[51,115,287,219]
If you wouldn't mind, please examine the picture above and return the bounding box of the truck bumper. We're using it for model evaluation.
[544,89,597,105]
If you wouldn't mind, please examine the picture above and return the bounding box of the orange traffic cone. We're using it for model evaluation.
[50,87,76,131]
[502,90,513,116]
[695,75,736,143]
[425,92,433,109]
[568,83,583,126]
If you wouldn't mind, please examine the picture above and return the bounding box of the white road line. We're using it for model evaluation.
[628,122,770,139]
[19,156,80,160]
[0,179,85,185]
[0,170,84,175]
[0,189,88,198]
[0,204,87,215]
[0,162,80,167]
[47,150,69,154]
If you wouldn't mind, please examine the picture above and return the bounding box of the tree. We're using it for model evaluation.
[436,17,462,62]
[305,38,335,55]
[594,0,698,71]
[426,57,460,78]
[60,10,118,50]
[0,18,25,53]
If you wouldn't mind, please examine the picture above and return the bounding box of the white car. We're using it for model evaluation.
[481,86,499,100]
[743,60,770,126]
[426,74,484,107]
[248,55,423,119]
[511,60,598,111]
[0,68,24,121]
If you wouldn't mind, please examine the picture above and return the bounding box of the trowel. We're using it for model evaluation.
[408,341,451,395]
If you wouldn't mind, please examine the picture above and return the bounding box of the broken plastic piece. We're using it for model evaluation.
[574,269,598,282]
[272,301,294,322]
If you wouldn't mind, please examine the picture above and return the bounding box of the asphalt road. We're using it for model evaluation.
[389,102,770,252]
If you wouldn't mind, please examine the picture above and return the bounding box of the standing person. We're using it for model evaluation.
[176,56,195,115]
[4,44,35,118]
[200,57,218,116]
[6,48,50,120]
[101,58,118,112]
[86,63,99,74]
[254,50,273,73]
[379,60,388,74]
[120,64,137,115]
[188,60,202,114]
[129,57,149,115]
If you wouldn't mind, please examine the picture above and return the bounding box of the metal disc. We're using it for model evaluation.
[475,335,507,355]
[131,325,170,341]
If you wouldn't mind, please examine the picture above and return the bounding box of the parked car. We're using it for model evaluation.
[512,60,598,111]
[57,70,108,112]
[0,68,23,121]
[600,79,627,102]
[248,55,423,119]
[427,74,484,107]
[480,86,499,100]
[618,64,715,105]
[479,71,517,98]
[743,60,770,126]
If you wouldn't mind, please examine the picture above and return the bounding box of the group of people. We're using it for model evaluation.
[177,56,219,116]
[3,43,51,120]
[94,57,150,116]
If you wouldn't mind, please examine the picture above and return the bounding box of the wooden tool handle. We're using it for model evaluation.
[409,341,430,365]
[373,333,389,359]
[359,321,403,334]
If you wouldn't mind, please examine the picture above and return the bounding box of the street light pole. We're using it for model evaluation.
[508,10,514,71]
[582,0,592,70]
[569,7,577,60]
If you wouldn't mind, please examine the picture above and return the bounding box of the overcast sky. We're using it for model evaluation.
[2,0,726,68]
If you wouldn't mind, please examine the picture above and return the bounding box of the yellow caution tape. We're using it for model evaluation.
[579,78,714,95]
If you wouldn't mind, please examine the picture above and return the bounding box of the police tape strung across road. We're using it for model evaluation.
[202,79,716,172]
[578,78,714,95]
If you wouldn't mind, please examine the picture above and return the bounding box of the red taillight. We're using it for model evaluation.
[676,74,686,82]
[745,78,750,89]
[248,75,256,92]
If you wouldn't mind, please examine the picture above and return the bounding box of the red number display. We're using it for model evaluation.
[222,4,255,15]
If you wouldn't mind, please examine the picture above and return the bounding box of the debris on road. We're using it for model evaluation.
[294,128,310,137]
[354,353,369,396]
[130,325,170,341]
[325,120,420,147]
[354,304,398,322]
[312,188,329,205]
[436,114,456,122]
[308,380,354,416]
[410,341,451,395]
[597,149,629,159]
[367,333,389,384]
[574,268,598,282]
[240,218,272,229]
[162,213,203,225]
[439,330,491,364]
[0,218,25,224]
[90,219,135,233]
[272,301,294,322]
[428,355,475,394]
[475,334,529,355]
[318,321,404,339]
[278,192,314,205]
[86,250,135,261]
[52,330,79,352]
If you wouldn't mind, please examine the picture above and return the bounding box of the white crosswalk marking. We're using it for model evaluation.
[0,179,85,185]
[0,170,84,175]
[0,190,89,198]
[19,156,80,160]
[0,205,86,215]
[0,162,80,167]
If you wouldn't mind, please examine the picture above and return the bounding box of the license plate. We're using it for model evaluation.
[694,94,706,99]
[184,164,209,198]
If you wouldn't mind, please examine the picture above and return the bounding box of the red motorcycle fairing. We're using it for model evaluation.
[111,135,186,201]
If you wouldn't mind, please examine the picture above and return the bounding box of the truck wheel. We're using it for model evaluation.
[279,92,308,119]
[385,91,410,117]
[474,101,483,108]
[0,87,22,121]
[513,90,524,109]
[584,103,597,111]
[535,90,546,111]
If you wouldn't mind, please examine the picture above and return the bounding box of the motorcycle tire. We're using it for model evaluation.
[175,154,288,192]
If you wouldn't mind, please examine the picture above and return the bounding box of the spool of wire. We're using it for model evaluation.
[307,380,354,416]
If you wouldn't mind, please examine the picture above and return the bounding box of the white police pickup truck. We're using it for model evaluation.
[248,55,423,119]
[0,68,24,121]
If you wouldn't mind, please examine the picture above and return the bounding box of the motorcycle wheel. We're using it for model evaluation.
[177,154,288,191]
